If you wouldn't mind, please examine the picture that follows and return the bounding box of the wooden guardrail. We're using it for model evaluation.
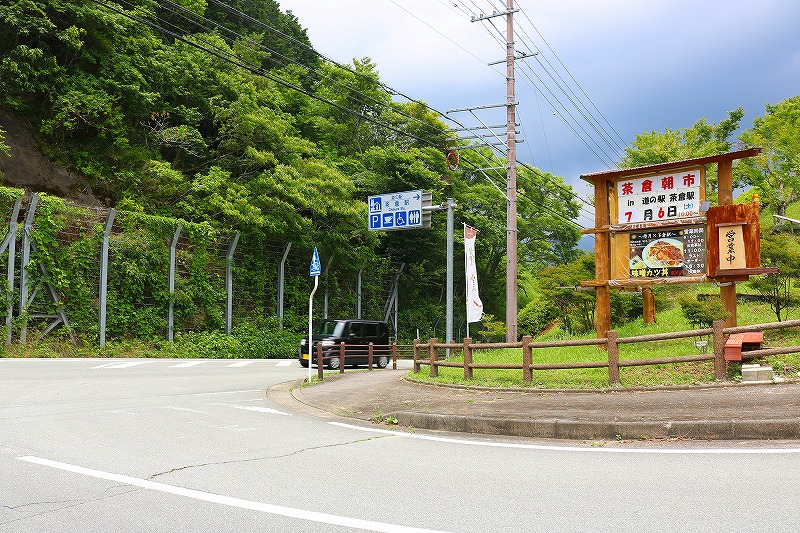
[312,342,416,380]
[411,319,800,386]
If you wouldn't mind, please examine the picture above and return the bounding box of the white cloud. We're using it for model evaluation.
[278,0,800,194]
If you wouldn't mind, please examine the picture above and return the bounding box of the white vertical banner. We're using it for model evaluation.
[464,225,483,323]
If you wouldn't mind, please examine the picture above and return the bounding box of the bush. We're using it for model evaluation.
[610,290,643,327]
[518,298,558,336]
[232,319,301,359]
[163,317,301,359]
[679,295,730,329]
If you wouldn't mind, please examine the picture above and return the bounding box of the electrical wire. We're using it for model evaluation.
[92,0,444,151]
[517,6,628,149]
[94,0,593,235]
[461,0,625,168]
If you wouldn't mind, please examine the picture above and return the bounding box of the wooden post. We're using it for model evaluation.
[429,338,438,378]
[463,337,473,381]
[368,342,374,370]
[642,287,656,324]
[339,342,345,374]
[720,283,737,328]
[713,319,727,381]
[607,330,620,385]
[413,339,420,373]
[717,158,737,328]
[522,335,533,384]
[316,343,324,381]
[392,342,397,370]
[593,178,612,341]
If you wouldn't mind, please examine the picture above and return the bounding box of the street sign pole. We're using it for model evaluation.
[308,248,321,383]
[446,198,455,355]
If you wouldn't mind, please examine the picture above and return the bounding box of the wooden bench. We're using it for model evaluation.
[724,331,764,361]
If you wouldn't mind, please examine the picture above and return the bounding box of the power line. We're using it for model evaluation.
[95,0,593,234]
[92,0,446,151]
[146,0,453,144]
[517,6,628,149]
[457,1,625,168]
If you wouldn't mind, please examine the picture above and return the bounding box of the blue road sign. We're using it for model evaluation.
[310,247,321,277]
[369,197,382,213]
[367,190,425,231]
[369,213,381,229]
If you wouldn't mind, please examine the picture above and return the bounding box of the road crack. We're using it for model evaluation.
[147,434,393,480]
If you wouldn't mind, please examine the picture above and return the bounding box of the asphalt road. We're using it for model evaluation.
[2,358,800,532]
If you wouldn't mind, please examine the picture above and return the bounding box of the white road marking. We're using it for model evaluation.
[162,406,208,414]
[275,360,293,367]
[92,361,150,369]
[17,456,450,533]
[169,361,206,368]
[208,403,291,416]
[328,422,800,455]
[226,361,253,367]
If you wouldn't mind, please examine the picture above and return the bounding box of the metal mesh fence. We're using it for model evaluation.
[0,193,407,344]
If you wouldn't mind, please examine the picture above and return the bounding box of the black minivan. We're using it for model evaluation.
[299,319,391,369]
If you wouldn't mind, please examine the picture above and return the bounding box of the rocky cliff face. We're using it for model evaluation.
[0,110,102,206]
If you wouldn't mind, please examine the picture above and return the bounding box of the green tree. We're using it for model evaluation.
[536,252,596,335]
[737,97,800,220]
[748,231,800,321]
[619,108,743,202]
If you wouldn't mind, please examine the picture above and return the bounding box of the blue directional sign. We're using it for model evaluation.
[367,190,428,231]
[309,247,321,277]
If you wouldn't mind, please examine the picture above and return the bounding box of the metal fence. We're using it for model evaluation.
[0,192,404,345]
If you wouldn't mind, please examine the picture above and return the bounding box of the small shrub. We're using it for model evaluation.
[679,295,730,329]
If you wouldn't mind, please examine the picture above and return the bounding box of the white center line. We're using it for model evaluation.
[17,456,450,533]
[169,361,206,368]
[93,361,150,369]
[226,361,253,367]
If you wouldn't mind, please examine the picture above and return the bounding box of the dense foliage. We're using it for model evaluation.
[2,0,798,352]
[0,0,582,346]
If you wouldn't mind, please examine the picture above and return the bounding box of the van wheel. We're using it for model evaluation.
[377,356,389,369]
[300,360,309,368]
[327,357,340,370]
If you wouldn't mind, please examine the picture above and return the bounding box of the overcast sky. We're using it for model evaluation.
[277,0,800,229]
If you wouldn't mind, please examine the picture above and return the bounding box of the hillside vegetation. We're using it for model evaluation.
[1,1,799,357]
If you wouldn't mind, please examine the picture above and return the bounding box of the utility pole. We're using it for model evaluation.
[465,1,529,342]
[504,0,518,342]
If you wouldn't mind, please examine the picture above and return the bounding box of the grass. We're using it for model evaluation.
[409,283,800,389]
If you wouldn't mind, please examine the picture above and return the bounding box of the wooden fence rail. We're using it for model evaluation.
[410,318,800,387]
[311,342,417,380]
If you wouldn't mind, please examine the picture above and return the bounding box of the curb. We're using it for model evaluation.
[393,411,800,441]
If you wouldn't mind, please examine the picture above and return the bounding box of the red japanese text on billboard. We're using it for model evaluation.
[617,169,702,224]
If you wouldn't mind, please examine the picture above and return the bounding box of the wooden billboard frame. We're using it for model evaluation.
[581,148,763,340]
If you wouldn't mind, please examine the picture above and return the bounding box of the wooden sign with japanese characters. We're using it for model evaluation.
[705,202,764,279]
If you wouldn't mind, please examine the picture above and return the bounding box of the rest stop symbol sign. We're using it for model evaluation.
[368,190,424,231]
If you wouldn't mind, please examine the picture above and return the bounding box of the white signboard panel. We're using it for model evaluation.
[616,169,702,224]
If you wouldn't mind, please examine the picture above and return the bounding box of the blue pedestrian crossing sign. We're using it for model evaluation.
[367,190,429,231]
[310,247,321,277]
